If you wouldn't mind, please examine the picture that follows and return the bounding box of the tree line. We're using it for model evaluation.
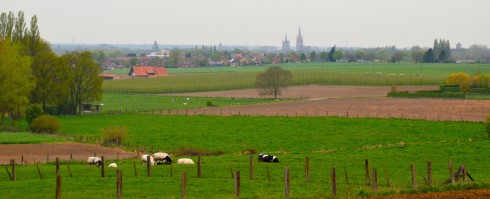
[0,11,102,129]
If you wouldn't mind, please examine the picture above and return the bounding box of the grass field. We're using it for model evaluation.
[108,62,490,75]
[0,132,70,144]
[103,63,490,94]
[1,114,488,198]
[97,93,278,114]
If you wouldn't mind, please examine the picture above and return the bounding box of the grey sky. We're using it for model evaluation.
[2,0,489,48]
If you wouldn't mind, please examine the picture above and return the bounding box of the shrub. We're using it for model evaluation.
[101,126,128,145]
[206,100,214,107]
[30,115,61,134]
[25,104,44,124]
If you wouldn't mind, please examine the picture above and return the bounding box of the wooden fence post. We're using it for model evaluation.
[365,159,370,186]
[462,164,467,183]
[285,168,290,198]
[249,156,254,180]
[170,164,173,177]
[101,156,105,177]
[10,159,16,181]
[411,163,417,190]
[197,154,202,178]
[67,163,73,177]
[56,174,61,199]
[133,162,138,177]
[266,165,271,181]
[373,168,378,193]
[56,157,60,176]
[384,168,390,187]
[235,171,240,198]
[331,168,336,197]
[427,161,432,187]
[147,155,151,177]
[117,170,123,199]
[449,160,454,184]
[305,157,310,183]
[181,171,187,199]
[36,163,43,179]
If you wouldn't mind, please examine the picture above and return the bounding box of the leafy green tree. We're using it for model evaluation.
[309,51,317,62]
[25,103,43,124]
[333,51,343,62]
[60,51,103,115]
[30,39,68,111]
[328,46,336,62]
[0,40,35,128]
[255,66,292,99]
[300,53,307,62]
[390,51,404,63]
[319,51,328,61]
[422,48,434,63]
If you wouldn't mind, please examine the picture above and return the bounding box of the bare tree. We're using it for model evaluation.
[255,66,292,99]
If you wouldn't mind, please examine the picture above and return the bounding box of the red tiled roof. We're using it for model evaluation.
[130,66,168,77]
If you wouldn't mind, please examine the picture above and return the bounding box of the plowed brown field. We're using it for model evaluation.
[0,142,137,165]
[161,85,489,122]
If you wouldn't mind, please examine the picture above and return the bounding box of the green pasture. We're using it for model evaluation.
[108,62,490,75]
[97,93,277,114]
[1,115,488,198]
[103,63,490,94]
[0,132,70,144]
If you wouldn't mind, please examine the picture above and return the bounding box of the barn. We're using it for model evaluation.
[129,66,168,78]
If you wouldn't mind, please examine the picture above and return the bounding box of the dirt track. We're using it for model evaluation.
[0,142,137,165]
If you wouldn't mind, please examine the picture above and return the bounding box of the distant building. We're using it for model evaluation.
[282,35,290,51]
[129,66,168,78]
[152,40,160,52]
[456,42,463,50]
[296,27,304,51]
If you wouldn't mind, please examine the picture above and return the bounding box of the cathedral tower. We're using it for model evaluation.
[296,27,304,51]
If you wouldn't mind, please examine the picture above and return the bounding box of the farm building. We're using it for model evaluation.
[129,66,168,78]
[100,74,121,80]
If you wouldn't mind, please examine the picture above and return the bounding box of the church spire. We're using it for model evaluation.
[296,27,304,51]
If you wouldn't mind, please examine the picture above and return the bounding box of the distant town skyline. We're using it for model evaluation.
[2,0,490,48]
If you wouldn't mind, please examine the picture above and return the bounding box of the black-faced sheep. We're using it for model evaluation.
[153,152,172,165]
[87,157,102,167]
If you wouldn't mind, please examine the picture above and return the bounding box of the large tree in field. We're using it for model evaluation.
[255,66,292,99]
[0,40,35,128]
[60,51,103,115]
[30,39,68,111]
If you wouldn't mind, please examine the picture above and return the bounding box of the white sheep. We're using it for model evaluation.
[108,163,117,168]
[87,157,102,167]
[153,152,172,164]
[177,158,194,165]
[141,154,156,166]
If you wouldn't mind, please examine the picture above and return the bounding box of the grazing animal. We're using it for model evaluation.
[186,97,190,101]
[87,157,102,167]
[108,163,117,168]
[153,152,172,165]
[141,154,156,166]
[258,154,279,163]
[177,158,194,165]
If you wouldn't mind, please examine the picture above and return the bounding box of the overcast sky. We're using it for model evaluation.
[2,0,489,48]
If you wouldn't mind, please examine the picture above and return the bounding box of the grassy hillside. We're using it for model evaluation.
[0,132,70,144]
[1,114,488,198]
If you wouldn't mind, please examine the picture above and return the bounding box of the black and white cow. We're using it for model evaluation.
[258,153,279,163]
